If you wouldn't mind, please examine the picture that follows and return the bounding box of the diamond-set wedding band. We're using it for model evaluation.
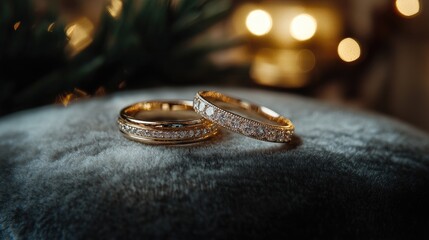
[194,91,294,143]
[118,100,218,144]
[117,91,295,144]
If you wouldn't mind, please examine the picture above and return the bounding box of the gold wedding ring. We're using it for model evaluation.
[118,100,218,144]
[193,91,294,143]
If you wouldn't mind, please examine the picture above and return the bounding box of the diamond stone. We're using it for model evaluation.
[195,129,201,137]
[198,102,206,112]
[231,119,241,129]
[217,112,226,125]
[178,131,187,139]
[257,126,265,135]
[267,131,277,141]
[170,132,178,139]
[243,125,254,136]
[188,130,194,137]
[206,107,214,116]
[277,131,285,142]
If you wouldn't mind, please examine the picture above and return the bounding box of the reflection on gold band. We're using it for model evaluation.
[118,100,218,145]
[194,91,294,143]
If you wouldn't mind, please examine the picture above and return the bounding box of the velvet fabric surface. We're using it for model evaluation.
[1,87,428,239]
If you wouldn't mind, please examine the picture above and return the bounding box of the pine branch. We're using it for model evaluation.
[1,0,242,114]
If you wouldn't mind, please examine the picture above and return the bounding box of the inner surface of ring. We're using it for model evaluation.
[203,95,286,126]
[133,110,201,121]
[124,102,201,122]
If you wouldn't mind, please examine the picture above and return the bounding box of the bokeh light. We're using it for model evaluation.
[65,18,94,56]
[13,21,21,31]
[47,23,55,32]
[107,0,123,19]
[338,38,361,62]
[396,0,420,17]
[57,88,89,107]
[290,14,317,41]
[246,9,273,36]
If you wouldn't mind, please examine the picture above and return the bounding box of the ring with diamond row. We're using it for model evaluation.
[193,91,294,143]
[118,100,219,144]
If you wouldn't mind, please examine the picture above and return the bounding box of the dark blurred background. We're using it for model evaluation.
[1,0,428,132]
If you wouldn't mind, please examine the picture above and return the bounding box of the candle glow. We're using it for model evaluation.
[395,0,420,17]
[290,14,317,41]
[246,9,273,36]
[338,38,361,62]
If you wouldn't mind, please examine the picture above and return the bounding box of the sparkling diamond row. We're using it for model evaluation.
[194,95,293,142]
[118,122,215,139]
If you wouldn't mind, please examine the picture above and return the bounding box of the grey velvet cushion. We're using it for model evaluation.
[1,87,429,239]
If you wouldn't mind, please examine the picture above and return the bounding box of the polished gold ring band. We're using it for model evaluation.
[118,100,218,144]
[193,91,294,143]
